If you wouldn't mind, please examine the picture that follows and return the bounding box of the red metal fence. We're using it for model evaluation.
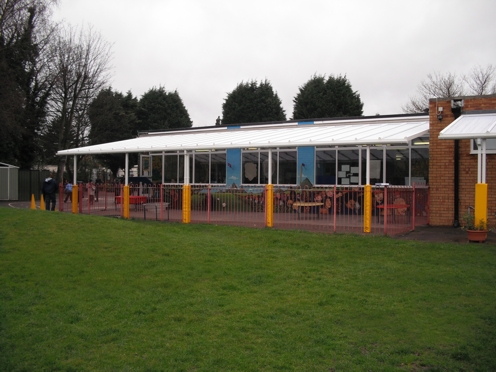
[58,182,429,236]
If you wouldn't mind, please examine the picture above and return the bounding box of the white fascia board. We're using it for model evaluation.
[439,133,496,140]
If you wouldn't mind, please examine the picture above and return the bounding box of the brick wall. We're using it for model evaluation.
[429,95,496,227]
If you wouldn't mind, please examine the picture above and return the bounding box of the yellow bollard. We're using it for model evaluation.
[40,194,46,210]
[363,185,372,233]
[123,185,130,219]
[266,184,274,228]
[474,183,488,230]
[72,185,79,214]
[30,194,36,210]
[182,185,191,224]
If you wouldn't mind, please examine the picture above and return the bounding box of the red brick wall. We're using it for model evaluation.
[429,95,496,227]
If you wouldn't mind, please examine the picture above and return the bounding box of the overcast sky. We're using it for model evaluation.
[52,0,496,127]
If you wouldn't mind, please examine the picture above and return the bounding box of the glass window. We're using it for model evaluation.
[211,152,226,184]
[411,147,429,184]
[194,152,209,183]
[471,138,496,154]
[242,151,260,184]
[277,150,297,185]
[151,156,162,183]
[385,148,409,185]
[362,148,383,184]
[142,156,151,177]
[337,149,360,185]
[316,149,336,185]
[242,150,288,185]
[260,152,269,184]
[164,153,184,183]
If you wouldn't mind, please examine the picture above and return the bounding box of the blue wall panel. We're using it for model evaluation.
[298,147,315,185]
[226,148,241,186]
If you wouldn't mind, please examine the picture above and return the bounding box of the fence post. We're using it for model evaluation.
[383,186,388,236]
[412,185,416,230]
[207,185,211,224]
[160,184,164,221]
[332,186,337,233]
[104,183,108,211]
[78,185,83,214]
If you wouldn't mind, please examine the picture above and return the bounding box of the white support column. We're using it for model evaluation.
[382,146,386,183]
[184,151,190,185]
[482,139,487,184]
[268,149,273,184]
[125,153,129,185]
[476,138,482,184]
[73,157,77,184]
[366,146,371,185]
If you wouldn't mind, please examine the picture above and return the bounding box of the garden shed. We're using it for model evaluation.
[0,162,19,201]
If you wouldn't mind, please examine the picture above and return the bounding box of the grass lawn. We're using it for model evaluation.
[1,208,495,371]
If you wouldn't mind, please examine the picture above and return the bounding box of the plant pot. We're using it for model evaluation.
[467,230,488,243]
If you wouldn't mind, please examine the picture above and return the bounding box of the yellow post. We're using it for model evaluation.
[266,184,274,228]
[123,185,130,219]
[182,185,191,223]
[40,194,45,210]
[30,194,36,209]
[363,184,372,233]
[72,185,79,214]
[474,183,488,229]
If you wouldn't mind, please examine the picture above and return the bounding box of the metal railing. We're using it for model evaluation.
[57,182,429,236]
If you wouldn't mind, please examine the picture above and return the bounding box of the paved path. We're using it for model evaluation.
[0,201,33,209]
[393,225,496,244]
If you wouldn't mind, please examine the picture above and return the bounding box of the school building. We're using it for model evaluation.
[57,94,496,231]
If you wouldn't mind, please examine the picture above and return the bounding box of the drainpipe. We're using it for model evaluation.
[453,139,460,227]
[451,99,463,227]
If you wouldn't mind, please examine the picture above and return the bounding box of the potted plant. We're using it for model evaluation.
[461,212,490,243]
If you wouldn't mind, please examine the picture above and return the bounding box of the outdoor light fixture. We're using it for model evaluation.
[437,106,443,121]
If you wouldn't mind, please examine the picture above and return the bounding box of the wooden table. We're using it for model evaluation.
[292,202,324,219]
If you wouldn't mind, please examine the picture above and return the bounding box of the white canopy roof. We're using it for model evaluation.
[439,112,496,140]
[57,115,429,156]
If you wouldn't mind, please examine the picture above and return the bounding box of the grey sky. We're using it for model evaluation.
[53,0,496,127]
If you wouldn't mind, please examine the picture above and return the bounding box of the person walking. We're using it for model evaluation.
[64,180,73,202]
[87,180,96,205]
[42,173,58,211]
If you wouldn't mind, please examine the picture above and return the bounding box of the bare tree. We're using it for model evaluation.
[404,66,496,113]
[48,25,112,180]
[0,0,56,43]
[403,71,465,113]
[464,64,496,95]
[0,0,58,167]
